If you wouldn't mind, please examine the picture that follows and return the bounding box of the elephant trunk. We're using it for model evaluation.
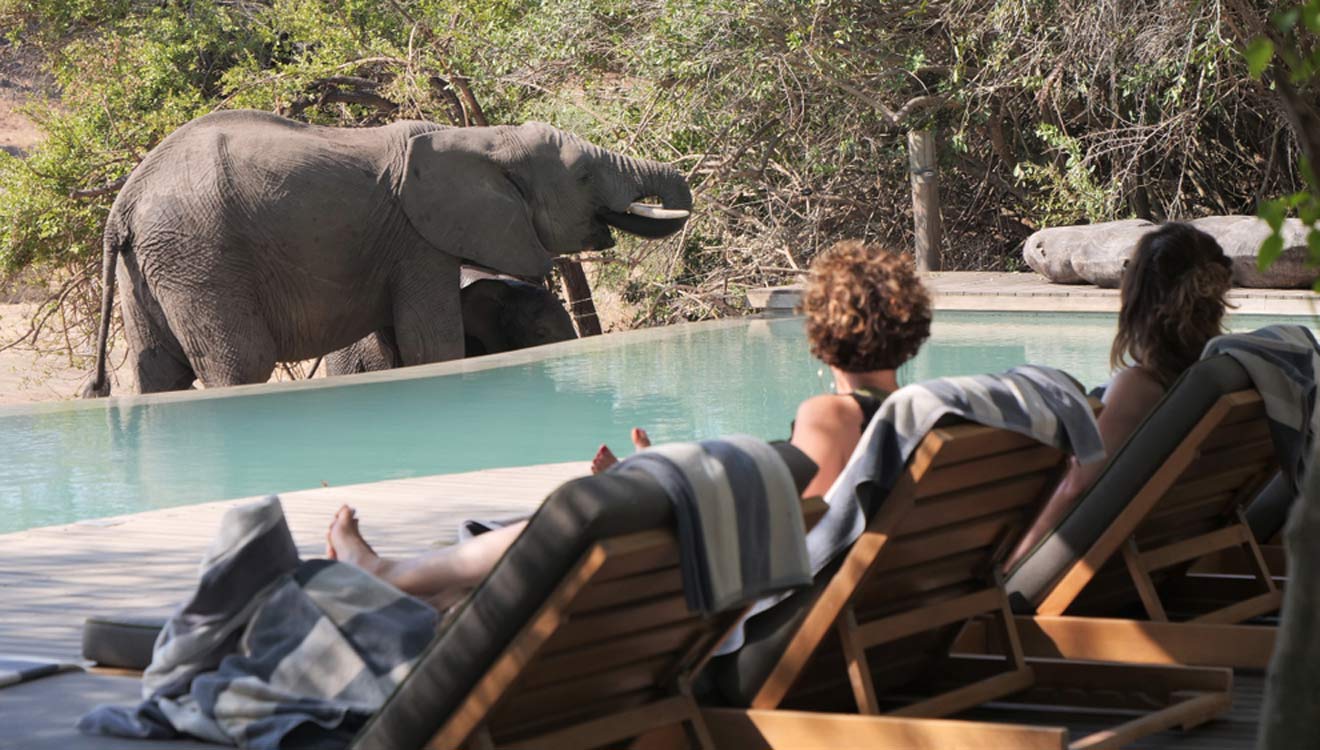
[591,144,692,239]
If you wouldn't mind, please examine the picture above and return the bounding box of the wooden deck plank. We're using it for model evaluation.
[0,461,588,662]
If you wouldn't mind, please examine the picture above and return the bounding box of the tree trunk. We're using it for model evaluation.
[1257,461,1320,749]
[908,129,943,272]
[555,258,602,337]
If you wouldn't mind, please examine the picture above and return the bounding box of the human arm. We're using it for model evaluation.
[1004,368,1166,569]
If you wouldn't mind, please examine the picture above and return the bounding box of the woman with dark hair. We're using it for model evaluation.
[1007,222,1233,566]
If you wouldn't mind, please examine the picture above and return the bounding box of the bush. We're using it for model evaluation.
[0,0,1310,345]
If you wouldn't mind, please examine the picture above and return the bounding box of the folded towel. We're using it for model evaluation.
[79,496,438,749]
[0,657,80,688]
[1202,325,1320,493]
[615,435,812,618]
[809,365,1102,576]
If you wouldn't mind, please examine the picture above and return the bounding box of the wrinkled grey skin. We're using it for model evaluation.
[324,277,577,374]
[1023,216,1318,288]
[84,110,690,395]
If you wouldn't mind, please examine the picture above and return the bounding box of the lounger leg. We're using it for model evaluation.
[837,605,881,714]
[1121,538,1170,621]
[700,708,1068,750]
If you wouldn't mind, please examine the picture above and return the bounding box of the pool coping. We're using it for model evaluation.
[748,271,1320,316]
[0,315,767,418]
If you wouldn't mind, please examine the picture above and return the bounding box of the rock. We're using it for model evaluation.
[1022,220,1156,288]
[1024,216,1319,288]
[1191,216,1318,288]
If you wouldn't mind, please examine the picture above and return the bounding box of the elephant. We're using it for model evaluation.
[83,109,690,396]
[324,274,577,374]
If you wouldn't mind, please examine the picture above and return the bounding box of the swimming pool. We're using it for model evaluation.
[1,311,1314,533]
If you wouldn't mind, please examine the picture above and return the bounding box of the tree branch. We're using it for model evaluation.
[68,176,127,200]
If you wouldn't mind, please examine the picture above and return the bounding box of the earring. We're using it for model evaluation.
[817,366,835,394]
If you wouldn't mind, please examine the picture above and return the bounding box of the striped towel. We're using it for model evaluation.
[1202,325,1320,493]
[79,495,438,749]
[614,435,812,617]
[809,365,1102,575]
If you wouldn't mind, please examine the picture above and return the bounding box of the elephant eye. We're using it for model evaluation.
[576,170,592,185]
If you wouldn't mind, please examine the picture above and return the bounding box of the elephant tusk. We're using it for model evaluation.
[626,202,690,220]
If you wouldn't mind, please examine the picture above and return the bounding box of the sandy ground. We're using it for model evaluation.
[0,303,101,403]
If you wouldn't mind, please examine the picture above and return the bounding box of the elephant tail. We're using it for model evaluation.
[81,220,126,398]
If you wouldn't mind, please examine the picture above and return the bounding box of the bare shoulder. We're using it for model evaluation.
[1104,367,1165,407]
[796,394,863,432]
[1099,367,1167,435]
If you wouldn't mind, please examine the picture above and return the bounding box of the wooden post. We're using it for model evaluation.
[907,129,943,272]
[554,258,602,337]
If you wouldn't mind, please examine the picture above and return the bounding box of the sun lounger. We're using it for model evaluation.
[703,415,1233,749]
[1002,354,1284,668]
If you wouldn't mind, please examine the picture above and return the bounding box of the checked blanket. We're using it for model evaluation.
[79,496,437,749]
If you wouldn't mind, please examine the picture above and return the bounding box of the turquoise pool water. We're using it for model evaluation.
[1,311,1314,533]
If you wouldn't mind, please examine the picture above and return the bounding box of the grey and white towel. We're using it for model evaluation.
[1202,324,1320,493]
[79,495,437,749]
[0,656,80,688]
[807,365,1102,576]
[615,435,812,619]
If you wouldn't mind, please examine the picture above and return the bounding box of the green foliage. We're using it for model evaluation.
[1,0,1317,328]
[1243,0,1320,289]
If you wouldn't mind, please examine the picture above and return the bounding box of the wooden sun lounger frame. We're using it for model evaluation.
[740,420,1231,750]
[424,494,1075,750]
[1007,389,1282,669]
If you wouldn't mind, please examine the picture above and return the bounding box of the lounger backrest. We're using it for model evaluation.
[715,418,1067,714]
[353,445,820,750]
[1004,355,1279,616]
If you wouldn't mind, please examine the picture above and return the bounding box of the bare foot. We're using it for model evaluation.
[631,428,651,450]
[326,505,389,577]
[591,444,618,474]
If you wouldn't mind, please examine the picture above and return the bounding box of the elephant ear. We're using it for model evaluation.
[399,130,553,277]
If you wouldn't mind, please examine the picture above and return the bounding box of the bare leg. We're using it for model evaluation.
[326,506,525,610]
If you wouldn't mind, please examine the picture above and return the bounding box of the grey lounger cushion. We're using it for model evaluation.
[1244,471,1291,542]
[82,614,168,671]
[1003,354,1255,611]
[352,441,816,750]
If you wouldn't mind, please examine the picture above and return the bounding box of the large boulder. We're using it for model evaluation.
[1023,216,1319,288]
[1190,216,1318,288]
[1022,219,1156,288]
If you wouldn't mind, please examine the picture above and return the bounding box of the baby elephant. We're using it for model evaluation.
[325,278,577,375]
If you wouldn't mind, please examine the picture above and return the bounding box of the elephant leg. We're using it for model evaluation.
[118,256,196,393]
[155,282,278,388]
[391,253,464,366]
[186,311,278,387]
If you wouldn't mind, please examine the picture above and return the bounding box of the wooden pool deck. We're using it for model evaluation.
[0,459,1270,748]
[0,461,587,661]
[748,271,1320,315]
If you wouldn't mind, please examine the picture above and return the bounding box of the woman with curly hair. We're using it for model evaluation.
[1007,222,1233,565]
[593,240,933,498]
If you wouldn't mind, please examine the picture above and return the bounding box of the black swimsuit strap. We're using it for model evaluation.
[849,387,890,433]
